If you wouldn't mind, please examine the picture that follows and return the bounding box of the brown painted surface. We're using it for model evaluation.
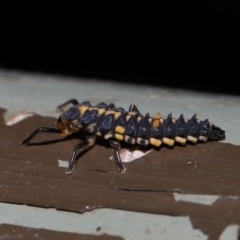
[0,108,239,239]
[0,224,123,240]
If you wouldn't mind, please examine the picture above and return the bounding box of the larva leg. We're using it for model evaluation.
[108,139,125,174]
[22,127,61,146]
[57,99,79,112]
[66,134,96,174]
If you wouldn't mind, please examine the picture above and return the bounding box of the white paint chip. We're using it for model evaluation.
[109,148,152,162]
[58,159,69,168]
[173,193,239,206]
[219,224,240,240]
[173,193,220,206]
[0,203,208,240]
[4,111,35,126]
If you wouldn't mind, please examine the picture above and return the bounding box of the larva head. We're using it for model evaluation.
[56,106,81,136]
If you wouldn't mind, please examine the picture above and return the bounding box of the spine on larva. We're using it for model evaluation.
[74,103,225,148]
[148,113,225,147]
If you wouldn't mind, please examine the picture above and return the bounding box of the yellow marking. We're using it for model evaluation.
[114,111,122,120]
[155,113,161,119]
[150,138,162,147]
[85,122,97,133]
[163,137,175,146]
[87,135,96,147]
[152,119,160,128]
[137,116,142,122]
[70,119,79,126]
[115,126,125,134]
[60,131,69,137]
[136,137,142,145]
[78,106,90,116]
[187,135,197,143]
[136,137,149,145]
[96,130,102,136]
[87,107,98,111]
[124,136,135,144]
[128,111,135,116]
[148,117,153,124]
[175,136,187,145]
[104,133,113,139]
[198,135,207,142]
[69,122,80,131]
[105,110,116,115]
[172,118,176,123]
[115,133,124,141]
[98,108,107,116]
[126,114,132,122]
[144,140,149,145]
[131,138,136,144]
[57,119,69,134]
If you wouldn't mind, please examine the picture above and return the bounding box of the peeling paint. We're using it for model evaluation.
[0,70,239,144]
[109,148,152,162]
[0,203,208,240]
[173,193,238,206]
[219,224,240,240]
[4,111,35,126]
[58,159,69,168]
[173,193,220,205]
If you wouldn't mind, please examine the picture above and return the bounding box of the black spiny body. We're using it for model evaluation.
[22,99,225,175]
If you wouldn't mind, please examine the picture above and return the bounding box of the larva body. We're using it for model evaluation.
[22,100,225,175]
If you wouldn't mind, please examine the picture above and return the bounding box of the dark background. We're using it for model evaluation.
[1,2,239,94]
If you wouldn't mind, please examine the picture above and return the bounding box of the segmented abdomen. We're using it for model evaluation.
[149,113,209,147]
[112,112,210,147]
[75,103,225,147]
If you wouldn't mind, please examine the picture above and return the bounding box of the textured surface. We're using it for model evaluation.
[0,203,207,240]
[1,70,240,240]
[0,224,122,240]
[0,108,240,239]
